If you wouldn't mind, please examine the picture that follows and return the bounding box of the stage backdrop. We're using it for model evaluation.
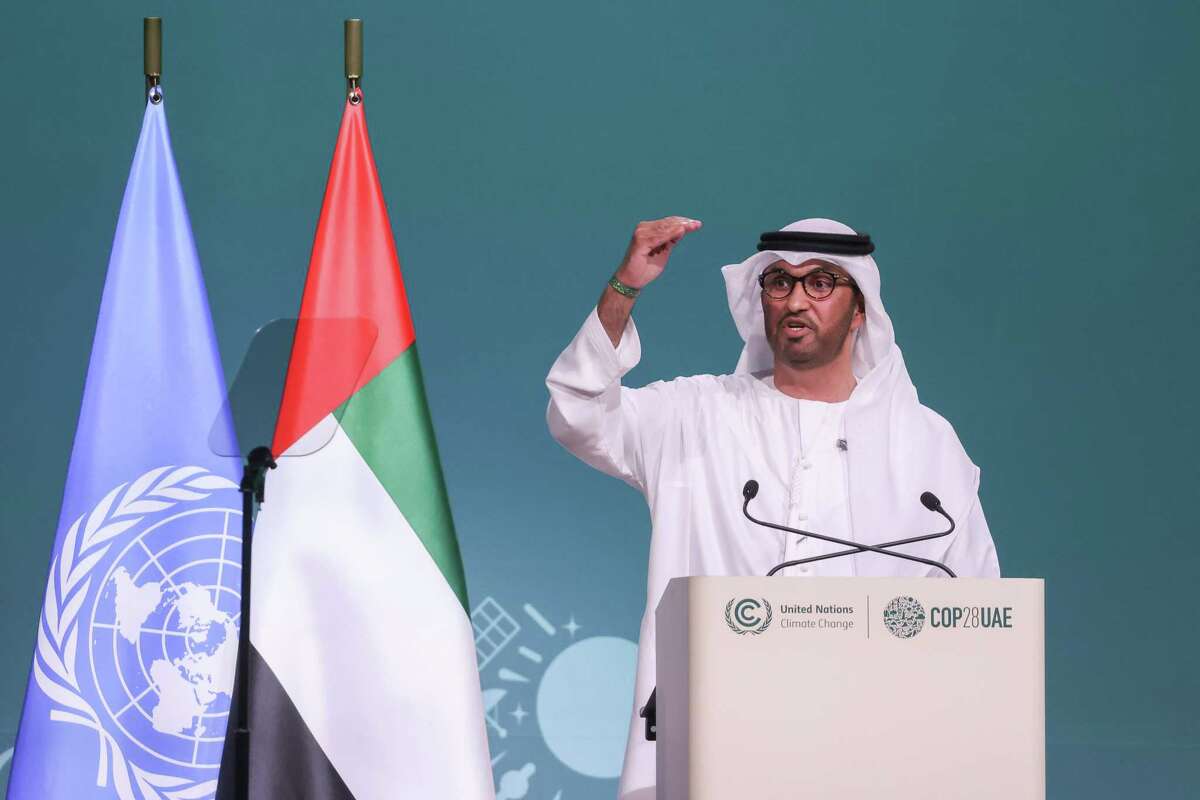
[1,1,1197,798]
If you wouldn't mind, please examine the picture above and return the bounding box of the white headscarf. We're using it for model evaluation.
[722,217,894,379]
[722,217,979,564]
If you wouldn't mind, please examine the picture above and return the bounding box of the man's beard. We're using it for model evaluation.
[767,306,856,369]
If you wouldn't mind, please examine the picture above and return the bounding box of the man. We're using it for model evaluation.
[546,216,1000,799]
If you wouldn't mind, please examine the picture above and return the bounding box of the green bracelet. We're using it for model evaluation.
[608,275,642,298]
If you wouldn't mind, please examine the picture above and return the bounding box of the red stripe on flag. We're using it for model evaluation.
[273,94,417,454]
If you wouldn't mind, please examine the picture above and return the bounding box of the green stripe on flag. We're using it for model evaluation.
[338,346,469,612]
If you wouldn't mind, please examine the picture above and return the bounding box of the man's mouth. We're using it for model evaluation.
[782,319,811,336]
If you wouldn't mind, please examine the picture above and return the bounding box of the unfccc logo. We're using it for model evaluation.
[882,596,926,639]
[725,597,772,635]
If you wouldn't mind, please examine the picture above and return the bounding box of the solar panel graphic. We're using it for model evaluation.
[473,596,521,670]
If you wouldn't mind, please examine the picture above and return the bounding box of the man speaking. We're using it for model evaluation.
[545,216,1000,799]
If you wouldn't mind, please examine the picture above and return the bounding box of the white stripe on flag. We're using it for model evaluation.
[251,418,494,799]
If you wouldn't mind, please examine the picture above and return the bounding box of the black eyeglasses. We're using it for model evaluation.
[758,268,856,301]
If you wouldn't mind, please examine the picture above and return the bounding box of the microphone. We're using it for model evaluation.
[740,480,957,577]
[775,491,957,574]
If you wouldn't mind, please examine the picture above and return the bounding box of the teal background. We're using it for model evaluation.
[2,1,1198,797]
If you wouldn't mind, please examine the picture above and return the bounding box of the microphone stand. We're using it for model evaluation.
[742,494,957,578]
[765,502,956,576]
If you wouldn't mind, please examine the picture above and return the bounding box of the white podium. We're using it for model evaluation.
[655,576,1044,799]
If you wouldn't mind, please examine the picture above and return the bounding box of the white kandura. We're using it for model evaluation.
[546,217,1000,799]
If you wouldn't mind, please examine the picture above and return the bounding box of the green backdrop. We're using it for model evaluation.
[2,1,1197,797]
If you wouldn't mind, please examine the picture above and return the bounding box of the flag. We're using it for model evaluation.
[7,88,241,800]
[214,91,494,798]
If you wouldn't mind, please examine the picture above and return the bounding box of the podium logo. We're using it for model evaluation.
[882,596,926,639]
[725,597,772,635]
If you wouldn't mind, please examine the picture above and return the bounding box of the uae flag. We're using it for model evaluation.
[216,91,494,798]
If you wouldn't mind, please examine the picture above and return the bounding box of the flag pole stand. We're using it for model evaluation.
[345,18,363,103]
[143,17,162,104]
[234,446,275,800]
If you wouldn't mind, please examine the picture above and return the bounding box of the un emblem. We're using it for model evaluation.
[724,597,772,635]
[882,596,926,639]
[33,465,241,798]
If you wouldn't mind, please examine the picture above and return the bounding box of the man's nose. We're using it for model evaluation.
[786,284,812,312]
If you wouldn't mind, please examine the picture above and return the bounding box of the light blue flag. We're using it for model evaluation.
[7,88,240,800]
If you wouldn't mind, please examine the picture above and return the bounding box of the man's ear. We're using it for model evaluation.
[850,293,866,331]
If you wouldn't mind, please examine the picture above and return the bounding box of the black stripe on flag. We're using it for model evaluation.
[216,644,355,800]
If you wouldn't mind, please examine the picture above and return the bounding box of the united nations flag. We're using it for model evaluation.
[6,85,240,800]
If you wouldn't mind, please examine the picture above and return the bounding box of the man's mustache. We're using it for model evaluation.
[778,315,815,329]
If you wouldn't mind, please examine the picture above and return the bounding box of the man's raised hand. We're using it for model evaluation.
[615,216,703,289]
[597,216,702,347]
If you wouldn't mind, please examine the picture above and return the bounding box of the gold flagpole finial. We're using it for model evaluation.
[345,19,363,102]
[144,17,162,102]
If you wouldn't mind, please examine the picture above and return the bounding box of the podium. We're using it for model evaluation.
[655,576,1044,799]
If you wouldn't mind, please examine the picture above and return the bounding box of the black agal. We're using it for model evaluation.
[757,230,875,256]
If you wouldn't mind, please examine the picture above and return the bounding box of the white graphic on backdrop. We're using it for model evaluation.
[471,596,638,798]
[496,762,536,800]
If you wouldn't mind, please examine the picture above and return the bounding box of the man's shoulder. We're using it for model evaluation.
[637,371,757,396]
[914,402,956,432]
[910,402,975,465]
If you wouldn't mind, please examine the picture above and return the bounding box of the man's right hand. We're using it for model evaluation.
[615,216,704,288]
[598,216,703,347]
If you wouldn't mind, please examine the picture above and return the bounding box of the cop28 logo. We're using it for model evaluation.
[882,596,926,639]
[725,597,772,635]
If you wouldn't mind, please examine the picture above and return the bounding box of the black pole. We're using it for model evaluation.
[235,446,275,800]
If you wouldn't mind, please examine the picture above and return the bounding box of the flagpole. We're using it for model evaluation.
[226,21,363,798]
[345,18,363,103]
[143,17,162,103]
